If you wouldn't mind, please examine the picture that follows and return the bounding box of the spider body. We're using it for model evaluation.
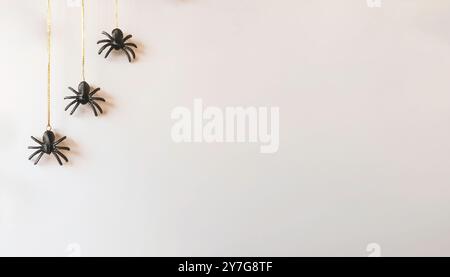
[65,81,106,117]
[97,28,137,62]
[28,130,70,166]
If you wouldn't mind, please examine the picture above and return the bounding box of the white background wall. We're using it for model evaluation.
[1,0,450,257]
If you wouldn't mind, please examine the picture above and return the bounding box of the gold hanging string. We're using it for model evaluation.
[81,0,86,81]
[115,0,119,28]
[46,0,52,130]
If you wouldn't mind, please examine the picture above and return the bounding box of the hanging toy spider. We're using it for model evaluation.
[97,28,137,62]
[64,81,106,117]
[28,130,70,166]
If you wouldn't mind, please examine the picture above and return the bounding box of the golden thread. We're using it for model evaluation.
[115,0,119,28]
[81,0,85,81]
[46,0,52,130]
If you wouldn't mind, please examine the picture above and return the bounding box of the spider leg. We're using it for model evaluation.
[124,43,138,49]
[28,146,42,150]
[53,136,67,146]
[70,102,81,115]
[123,35,132,42]
[89,88,101,96]
[97,39,111,44]
[65,100,78,111]
[69,87,79,95]
[91,97,106,102]
[90,100,103,114]
[124,46,136,60]
[34,152,45,165]
[56,146,70,151]
[104,46,114,58]
[102,31,114,40]
[31,136,44,145]
[29,149,42,160]
[52,152,63,166]
[88,102,99,117]
[55,150,69,163]
[64,96,78,100]
[122,48,132,62]
[98,43,113,55]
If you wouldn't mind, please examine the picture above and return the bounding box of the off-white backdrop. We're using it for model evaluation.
[1,0,450,257]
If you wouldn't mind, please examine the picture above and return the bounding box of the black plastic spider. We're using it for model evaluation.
[28,130,70,166]
[97,28,137,62]
[65,81,106,117]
